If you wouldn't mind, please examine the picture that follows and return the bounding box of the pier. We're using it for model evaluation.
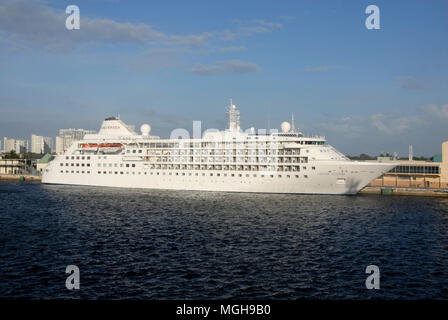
[359,186,448,197]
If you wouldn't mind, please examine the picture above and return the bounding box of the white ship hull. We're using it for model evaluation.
[42,159,394,195]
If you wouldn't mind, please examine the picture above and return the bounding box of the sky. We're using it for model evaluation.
[0,0,447,157]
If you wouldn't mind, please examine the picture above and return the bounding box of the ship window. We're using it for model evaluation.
[126,164,129,167]
[71,164,74,166]
[231,174,235,177]
[202,173,205,176]
[295,175,299,178]
[87,157,90,160]
[312,167,315,170]
[254,174,257,177]
[127,150,130,153]
[210,173,213,176]
[71,156,74,160]
[82,171,85,174]
[238,174,242,177]
[138,150,142,153]
[261,175,264,177]
[133,150,136,153]
[246,174,249,177]
[87,164,90,167]
[66,163,68,166]
[76,163,79,167]
[120,172,123,174]
[98,171,101,174]
[71,171,74,173]
[66,157,69,160]
[132,164,135,167]
[60,170,63,173]
[195,173,198,176]
[287,175,290,178]
[82,157,85,160]
[278,175,282,178]
[114,172,118,174]
[303,166,306,169]
[81,164,85,167]
[304,175,308,178]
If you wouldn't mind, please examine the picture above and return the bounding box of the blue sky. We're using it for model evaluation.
[0,0,447,156]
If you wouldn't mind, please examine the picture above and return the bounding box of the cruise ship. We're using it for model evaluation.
[42,101,396,194]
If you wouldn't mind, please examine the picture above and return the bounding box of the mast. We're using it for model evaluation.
[291,113,296,133]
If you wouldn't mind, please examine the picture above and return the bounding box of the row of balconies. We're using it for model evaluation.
[146,164,301,171]
[144,157,308,163]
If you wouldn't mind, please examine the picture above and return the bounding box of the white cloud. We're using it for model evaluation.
[419,104,448,120]
[191,60,261,76]
[0,1,283,51]
[396,76,427,90]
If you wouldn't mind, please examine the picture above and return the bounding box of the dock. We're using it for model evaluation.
[359,186,448,197]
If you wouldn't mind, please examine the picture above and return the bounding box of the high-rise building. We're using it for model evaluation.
[31,134,53,154]
[14,139,28,153]
[3,137,15,153]
[55,128,95,154]
[2,138,28,154]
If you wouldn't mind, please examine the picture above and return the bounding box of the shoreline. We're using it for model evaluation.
[0,174,42,181]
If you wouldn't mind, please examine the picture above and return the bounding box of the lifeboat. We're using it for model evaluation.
[81,143,98,148]
[99,143,123,154]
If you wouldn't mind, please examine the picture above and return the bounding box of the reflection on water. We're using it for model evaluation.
[0,181,448,299]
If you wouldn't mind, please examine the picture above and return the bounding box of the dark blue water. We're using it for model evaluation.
[0,181,447,299]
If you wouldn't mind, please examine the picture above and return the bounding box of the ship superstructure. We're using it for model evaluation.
[42,101,396,194]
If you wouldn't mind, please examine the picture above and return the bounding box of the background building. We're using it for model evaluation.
[3,137,15,153]
[14,139,28,153]
[55,128,95,154]
[369,141,448,189]
[31,134,53,154]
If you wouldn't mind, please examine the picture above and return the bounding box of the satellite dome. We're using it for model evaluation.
[141,124,151,136]
[281,121,291,133]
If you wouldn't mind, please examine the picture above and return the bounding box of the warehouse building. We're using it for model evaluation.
[369,141,448,188]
